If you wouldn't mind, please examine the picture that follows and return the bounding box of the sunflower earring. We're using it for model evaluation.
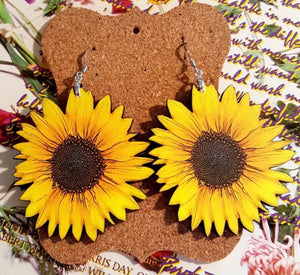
[13,50,153,241]
[149,40,294,236]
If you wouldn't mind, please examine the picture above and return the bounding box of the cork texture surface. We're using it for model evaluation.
[39,3,238,265]
[41,3,231,136]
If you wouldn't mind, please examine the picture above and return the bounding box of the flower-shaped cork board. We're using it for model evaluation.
[39,3,238,265]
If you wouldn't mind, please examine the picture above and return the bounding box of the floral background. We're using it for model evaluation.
[0,0,299,274]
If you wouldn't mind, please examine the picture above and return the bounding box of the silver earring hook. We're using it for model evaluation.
[181,37,205,92]
[74,49,90,97]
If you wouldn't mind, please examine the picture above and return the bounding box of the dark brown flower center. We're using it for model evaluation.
[191,131,246,188]
[50,135,105,193]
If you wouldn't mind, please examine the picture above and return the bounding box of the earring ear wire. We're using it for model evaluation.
[74,49,90,97]
[181,36,205,92]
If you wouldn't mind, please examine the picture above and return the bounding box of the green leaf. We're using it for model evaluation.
[278,61,298,72]
[246,50,263,59]
[289,205,299,219]
[215,4,242,17]
[285,103,298,116]
[43,0,62,16]
[12,246,20,255]
[274,204,289,214]
[278,223,294,243]
[264,23,281,37]
[274,204,299,222]
[275,101,300,128]
[246,51,262,67]
[0,38,47,101]
[0,208,9,221]
[23,242,30,251]
[277,100,285,109]
[5,0,42,44]
[294,70,300,80]
[0,37,28,69]
[249,0,277,8]
[0,0,13,24]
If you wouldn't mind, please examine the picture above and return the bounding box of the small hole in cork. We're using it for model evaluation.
[92,47,96,51]
[133,27,140,34]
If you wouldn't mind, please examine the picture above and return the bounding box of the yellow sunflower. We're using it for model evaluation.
[14,89,153,241]
[150,85,293,236]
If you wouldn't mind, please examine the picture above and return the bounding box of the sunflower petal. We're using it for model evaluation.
[157,115,198,141]
[218,85,238,132]
[150,128,194,147]
[96,109,133,151]
[105,165,153,182]
[88,95,111,139]
[87,194,105,233]
[30,112,63,143]
[42,98,70,139]
[167,99,205,136]
[223,191,239,234]
[14,142,52,160]
[246,149,294,169]
[169,178,198,205]
[65,90,77,132]
[25,195,49,217]
[157,161,192,179]
[18,125,57,150]
[103,141,149,161]
[150,146,190,161]
[20,177,52,201]
[83,208,98,241]
[178,193,196,221]
[211,189,226,236]
[71,195,84,241]
[240,124,284,148]
[76,91,94,138]
[192,85,220,132]
[58,194,72,239]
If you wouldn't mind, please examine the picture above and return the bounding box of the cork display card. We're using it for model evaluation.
[1,1,300,275]
[39,3,238,265]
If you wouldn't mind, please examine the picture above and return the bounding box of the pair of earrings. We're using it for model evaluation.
[14,42,293,241]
